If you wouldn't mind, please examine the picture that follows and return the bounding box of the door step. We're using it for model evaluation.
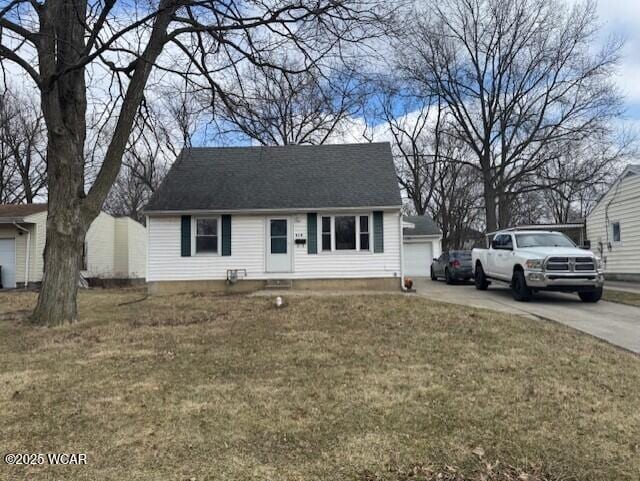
[265,279,292,289]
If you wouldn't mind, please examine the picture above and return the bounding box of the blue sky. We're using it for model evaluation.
[597,1,640,126]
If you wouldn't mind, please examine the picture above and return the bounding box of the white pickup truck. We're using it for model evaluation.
[472,230,605,302]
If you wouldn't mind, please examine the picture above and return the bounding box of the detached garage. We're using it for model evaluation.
[403,216,442,277]
[0,203,147,289]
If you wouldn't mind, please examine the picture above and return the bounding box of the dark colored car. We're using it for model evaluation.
[430,251,473,284]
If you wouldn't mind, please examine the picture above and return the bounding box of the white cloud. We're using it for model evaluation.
[596,0,640,103]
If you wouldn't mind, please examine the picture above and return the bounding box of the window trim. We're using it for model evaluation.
[192,216,220,256]
[318,213,373,253]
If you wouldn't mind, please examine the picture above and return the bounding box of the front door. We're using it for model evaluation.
[266,218,291,273]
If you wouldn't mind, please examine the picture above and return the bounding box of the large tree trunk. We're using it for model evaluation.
[31,138,88,326]
[481,165,498,233]
[29,0,176,326]
[31,213,85,324]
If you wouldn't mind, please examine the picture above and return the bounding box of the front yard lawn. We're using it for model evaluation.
[604,288,640,307]
[1,289,639,481]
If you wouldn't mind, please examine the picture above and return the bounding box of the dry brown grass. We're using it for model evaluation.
[1,288,639,481]
[603,289,640,307]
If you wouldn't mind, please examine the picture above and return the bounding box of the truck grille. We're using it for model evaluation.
[545,256,595,272]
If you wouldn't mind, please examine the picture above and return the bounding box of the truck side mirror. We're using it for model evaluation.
[491,240,499,249]
[582,240,591,249]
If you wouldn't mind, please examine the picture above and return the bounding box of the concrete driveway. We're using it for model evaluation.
[414,278,640,354]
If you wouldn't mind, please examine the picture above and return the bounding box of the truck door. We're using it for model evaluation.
[494,234,514,280]
[488,234,511,279]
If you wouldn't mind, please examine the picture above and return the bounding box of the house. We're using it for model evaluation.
[586,164,640,281]
[143,143,406,293]
[402,215,442,277]
[0,204,146,289]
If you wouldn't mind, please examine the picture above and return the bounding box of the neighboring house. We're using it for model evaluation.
[0,204,146,289]
[586,164,640,281]
[402,215,442,278]
[143,143,405,294]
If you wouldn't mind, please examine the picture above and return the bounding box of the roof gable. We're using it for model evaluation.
[587,163,640,216]
[144,143,402,212]
[403,215,441,236]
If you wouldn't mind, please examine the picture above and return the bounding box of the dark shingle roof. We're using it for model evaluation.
[144,143,401,212]
[403,215,441,236]
[0,203,47,219]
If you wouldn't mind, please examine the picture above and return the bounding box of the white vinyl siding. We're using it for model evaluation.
[2,210,146,284]
[586,171,640,274]
[113,217,147,279]
[146,211,402,281]
[28,211,47,283]
[83,212,116,278]
[125,218,147,278]
[147,215,264,281]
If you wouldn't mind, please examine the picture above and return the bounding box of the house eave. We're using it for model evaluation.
[0,217,33,224]
[403,234,442,240]
[144,205,403,216]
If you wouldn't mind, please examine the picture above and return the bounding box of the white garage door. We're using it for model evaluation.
[0,238,16,289]
[404,241,432,277]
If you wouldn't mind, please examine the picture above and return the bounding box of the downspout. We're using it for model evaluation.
[399,212,406,291]
[13,222,30,289]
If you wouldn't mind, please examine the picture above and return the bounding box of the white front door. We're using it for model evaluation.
[0,238,16,289]
[266,218,292,273]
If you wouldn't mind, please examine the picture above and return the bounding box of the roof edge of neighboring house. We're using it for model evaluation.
[587,163,640,217]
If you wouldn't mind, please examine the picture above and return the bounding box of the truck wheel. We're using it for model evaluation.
[579,287,603,303]
[511,270,532,302]
[430,267,437,281]
[474,263,489,290]
[445,268,454,285]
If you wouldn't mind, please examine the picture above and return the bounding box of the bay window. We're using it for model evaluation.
[335,216,356,250]
[320,214,371,252]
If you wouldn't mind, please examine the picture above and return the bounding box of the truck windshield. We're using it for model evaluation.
[515,233,576,248]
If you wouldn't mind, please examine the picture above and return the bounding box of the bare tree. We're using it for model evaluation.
[0,89,47,203]
[537,133,632,223]
[400,0,624,231]
[210,58,366,145]
[376,81,483,248]
[378,89,439,215]
[0,0,390,325]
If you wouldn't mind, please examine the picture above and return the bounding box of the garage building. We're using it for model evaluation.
[403,215,442,278]
[0,204,146,289]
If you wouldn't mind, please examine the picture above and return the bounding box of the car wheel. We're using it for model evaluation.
[430,266,437,281]
[579,287,603,303]
[511,270,532,302]
[474,263,489,290]
[445,268,454,285]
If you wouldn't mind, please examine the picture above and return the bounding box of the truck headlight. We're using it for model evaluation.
[595,257,603,270]
[525,259,543,270]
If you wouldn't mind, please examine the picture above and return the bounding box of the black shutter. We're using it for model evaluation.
[373,211,384,253]
[181,215,191,257]
[307,213,317,254]
[221,215,232,256]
